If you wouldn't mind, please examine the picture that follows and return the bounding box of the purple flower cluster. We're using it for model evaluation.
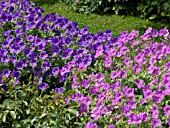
[66,28,170,127]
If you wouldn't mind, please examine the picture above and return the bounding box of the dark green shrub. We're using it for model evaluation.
[62,0,138,15]
[137,0,170,22]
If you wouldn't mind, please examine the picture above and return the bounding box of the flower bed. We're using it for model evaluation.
[0,0,170,128]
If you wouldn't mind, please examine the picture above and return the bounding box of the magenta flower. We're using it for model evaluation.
[152,119,161,128]
[108,124,115,128]
[85,121,98,128]
[133,64,142,74]
[163,105,170,116]
[104,57,112,68]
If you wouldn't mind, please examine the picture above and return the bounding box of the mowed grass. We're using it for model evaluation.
[32,0,170,36]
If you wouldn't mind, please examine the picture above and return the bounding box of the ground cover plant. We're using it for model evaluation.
[0,0,170,128]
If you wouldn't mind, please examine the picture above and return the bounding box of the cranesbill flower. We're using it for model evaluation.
[95,45,103,58]
[125,87,135,98]
[122,104,132,117]
[39,83,48,91]
[152,118,161,128]
[79,103,88,113]
[85,121,98,128]
[124,57,132,68]
[134,53,146,65]
[81,79,90,89]
[165,62,170,71]
[153,94,163,104]
[133,64,142,74]
[91,109,101,120]
[104,57,112,68]
[135,79,145,89]
[163,105,170,116]
[152,67,161,76]
[108,124,115,128]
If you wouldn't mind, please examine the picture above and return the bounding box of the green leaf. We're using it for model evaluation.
[149,14,157,20]
[67,108,78,116]
[39,113,47,118]
[3,99,16,107]
[22,101,28,106]
[0,104,5,108]
[9,111,16,119]
[151,1,157,6]
[2,110,9,122]
[64,90,74,97]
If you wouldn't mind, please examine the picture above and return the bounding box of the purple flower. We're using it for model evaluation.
[104,57,112,68]
[85,121,98,128]
[110,71,118,80]
[44,70,51,77]
[62,48,73,60]
[39,83,48,91]
[79,103,88,113]
[52,67,60,76]
[152,119,161,128]
[133,64,142,74]
[153,94,163,104]
[4,30,11,36]
[10,55,17,64]
[163,105,170,116]
[41,61,51,71]
[12,70,20,79]
[135,79,145,89]
[55,87,65,94]
[94,45,103,58]
[2,69,11,78]
[165,62,170,71]
[91,109,101,120]
[122,104,132,117]
[152,67,161,76]
[81,79,90,89]
[52,45,60,54]
[125,87,135,98]
[30,59,37,67]
[151,29,158,38]
[16,61,24,69]
[108,124,115,128]
[34,68,41,77]
[1,84,8,91]
[40,51,48,60]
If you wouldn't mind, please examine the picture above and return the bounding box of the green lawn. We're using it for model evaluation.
[32,0,170,36]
